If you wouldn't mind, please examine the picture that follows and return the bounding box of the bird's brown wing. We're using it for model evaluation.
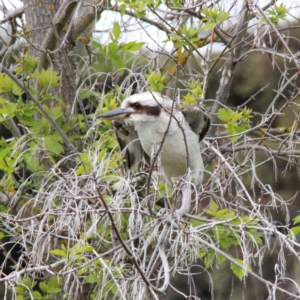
[182,105,210,141]
[113,120,150,172]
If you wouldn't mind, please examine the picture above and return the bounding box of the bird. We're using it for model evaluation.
[99,92,210,187]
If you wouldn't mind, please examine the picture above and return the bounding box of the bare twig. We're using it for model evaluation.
[254,4,300,73]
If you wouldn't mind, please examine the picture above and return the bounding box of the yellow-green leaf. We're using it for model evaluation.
[230,259,251,280]
[289,226,300,238]
[50,249,67,258]
[0,73,14,93]
[293,215,300,225]
[44,135,64,155]
[113,22,121,40]
[34,68,60,89]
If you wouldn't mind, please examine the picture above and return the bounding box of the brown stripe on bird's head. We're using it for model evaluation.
[128,101,161,117]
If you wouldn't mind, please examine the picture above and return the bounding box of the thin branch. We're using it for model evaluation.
[254,4,300,73]
[94,176,160,293]
[107,6,171,34]
[0,260,65,282]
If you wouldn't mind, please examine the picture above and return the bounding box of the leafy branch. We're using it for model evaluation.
[0,64,76,153]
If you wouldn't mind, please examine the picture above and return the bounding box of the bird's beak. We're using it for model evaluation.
[98,107,134,120]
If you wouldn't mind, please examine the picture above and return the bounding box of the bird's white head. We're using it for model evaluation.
[99,92,178,123]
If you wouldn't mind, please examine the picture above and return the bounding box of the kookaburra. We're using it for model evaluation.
[99,92,210,187]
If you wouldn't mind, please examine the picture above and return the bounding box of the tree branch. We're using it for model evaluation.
[37,0,78,71]
[0,6,24,25]
[208,3,249,137]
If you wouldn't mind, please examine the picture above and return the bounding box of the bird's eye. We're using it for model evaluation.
[132,102,142,110]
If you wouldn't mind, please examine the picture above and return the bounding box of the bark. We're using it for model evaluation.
[23,0,106,157]
[208,3,250,137]
[24,0,77,108]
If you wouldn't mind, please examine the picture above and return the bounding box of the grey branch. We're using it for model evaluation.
[209,3,249,137]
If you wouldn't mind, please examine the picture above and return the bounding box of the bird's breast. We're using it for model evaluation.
[135,119,204,185]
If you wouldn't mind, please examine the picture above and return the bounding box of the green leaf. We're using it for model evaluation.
[200,6,229,29]
[76,245,94,254]
[215,208,230,217]
[204,251,215,268]
[23,154,44,172]
[106,137,118,148]
[0,231,5,239]
[218,108,231,122]
[110,54,126,74]
[107,42,119,53]
[91,40,102,49]
[217,254,226,264]
[22,277,38,288]
[198,251,206,258]
[113,22,121,40]
[14,52,38,75]
[76,153,92,175]
[216,11,229,22]
[289,226,300,238]
[39,281,48,293]
[210,201,219,214]
[250,232,263,244]
[190,218,205,228]
[230,259,251,280]
[44,135,64,155]
[50,249,67,258]
[32,291,43,299]
[0,73,14,93]
[293,215,300,225]
[103,281,118,295]
[79,88,94,99]
[47,277,62,293]
[218,230,239,248]
[48,286,62,294]
[267,3,289,25]
[181,24,201,39]
[15,285,26,293]
[49,106,63,121]
[0,102,18,115]
[122,41,145,51]
[41,94,65,107]
[12,83,23,96]
[242,107,253,118]
[34,68,60,89]
[145,70,167,92]
[201,22,217,31]
[22,107,35,117]
[182,93,197,108]
[0,147,14,174]
[218,107,252,141]
[168,0,182,8]
[168,33,182,41]
[119,3,126,15]
[85,274,100,283]
[235,125,247,134]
